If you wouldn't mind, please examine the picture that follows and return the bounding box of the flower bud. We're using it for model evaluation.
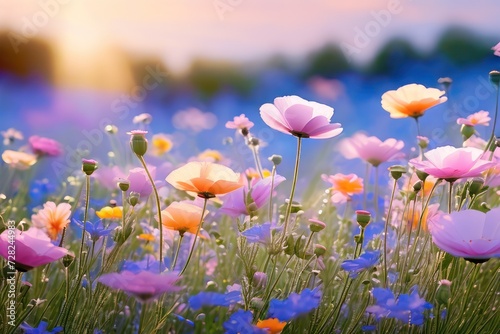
[413,181,423,193]
[268,154,282,166]
[82,159,98,176]
[253,272,267,289]
[128,192,140,207]
[437,77,453,91]
[417,136,429,149]
[416,170,429,182]
[308,219,326,232]
[479,202,490,213]
[355,210,371,228]
[240,127,249,137]
[104,125,118,134]
[128,130,148,156]
[460,124,475,140]
[389,165,406,180]
[468,177,484,196]
[489,70,500,87]
[117,179,130,192]
[62,254,75,268]
[248,137,260,147]
[314,244,326,257]
[435,279,451,306]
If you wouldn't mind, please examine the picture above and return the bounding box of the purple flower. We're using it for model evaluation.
[267,288,322,321]
[223,310,266,334]
[341,250,381,279]
[240,222,282,246]
[97,270,181,303]
[73,219,118,242]
[120,255,167,273]
[19,321,63,333]
[188,290,242,310]
[220,175,285,217]
[366,286,433,325]
[28,135,63,157]
[127,167,156,198]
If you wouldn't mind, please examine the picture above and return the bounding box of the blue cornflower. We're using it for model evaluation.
[120,254,167,273]
[223,310,266,334]
[267,288,322,321]
[366,286,433,325]
[189,290,242,310]
[73,219,118,242]
[341,250,381,279]
[29,179,55,207]
[19,321,63,334]
[240,222,281,245]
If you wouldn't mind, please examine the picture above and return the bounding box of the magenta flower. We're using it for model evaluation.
[259,95,343,139]
[97,270,182,303]
[28,136,63,157]
[338,132,405,167]
[457,110,490,127]
[428,209,500,262]
[492,42,500,57]
[409,146,496,181]
[225,114,254,130]
[0,228,69,272]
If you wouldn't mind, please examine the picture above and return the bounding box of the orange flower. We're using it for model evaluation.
[31,201,71,240]
[152,134,173,156]
[381,84,447,119]
[166,161,242,198]
[2,150,37,170]
[322,173,363,203]
[404,203,439,232]
[137,233,155,242]
[96,206,123,219]
[160,201,209,236]
[256,318,287,334]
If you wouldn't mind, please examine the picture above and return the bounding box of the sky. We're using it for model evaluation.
[0,0,499,73]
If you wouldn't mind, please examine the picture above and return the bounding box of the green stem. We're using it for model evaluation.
[179,198,208,276]
[280,136,302,241]
[139,303,148,334]
[250,144,264,179]
[268,165,277,223]
[78,175,91,274]
[382,178,398,288]
[484,83,499,158]
[171,234,184,270]
[137,155,163,272]
[448,181,455,213]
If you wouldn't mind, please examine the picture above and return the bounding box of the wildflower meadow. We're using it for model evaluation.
[1,42,500,334]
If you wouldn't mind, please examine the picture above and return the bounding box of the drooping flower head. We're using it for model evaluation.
[160,201,209,236]
[457,110,491,127]
[0,228,69,271]
[428,208,500,263]
[409,146,496,182]
[97,270,181,303]
[321,173,363,203]
[31,201,72,240]
[28,136,63,157]
[338,133,405,167]
[381,84,447,119]
[259,95,343,139]
[2,150,37,170]
[166,161,242,198]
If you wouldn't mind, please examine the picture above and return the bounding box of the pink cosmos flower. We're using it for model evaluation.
[259,95,343,139]
[463,135,500,160]
[492,42,500,57]
[28,136,63,156]
[338,133,405,167]
[428,208,500,262]
[225,114,254,130]
[456,111,490,127]
[0,228,69,271]
[409,146,496,181]
[97,270,182,303]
